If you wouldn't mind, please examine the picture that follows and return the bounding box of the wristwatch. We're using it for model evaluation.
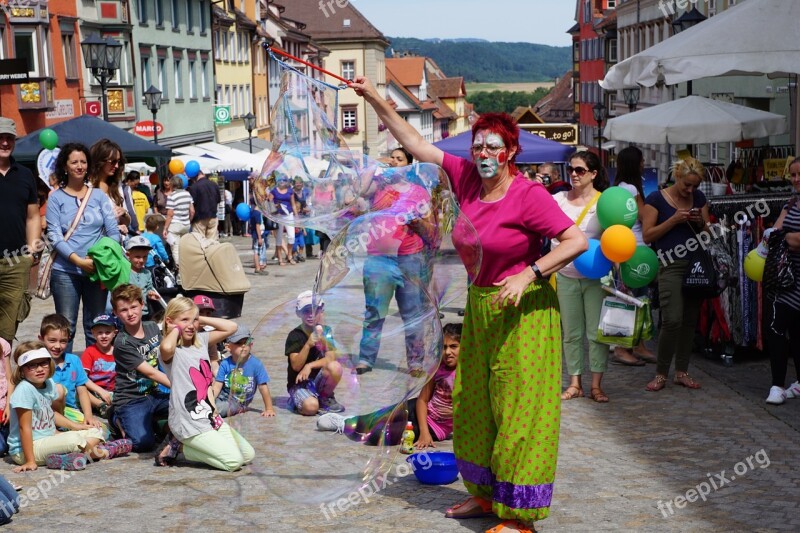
[531,263,544,281]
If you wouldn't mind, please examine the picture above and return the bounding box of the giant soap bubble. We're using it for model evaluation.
[229,50,482,505]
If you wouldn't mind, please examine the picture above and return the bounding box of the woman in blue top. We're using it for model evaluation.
[46,143,120,352]
[268,176,298,265]
[641,158,708,392]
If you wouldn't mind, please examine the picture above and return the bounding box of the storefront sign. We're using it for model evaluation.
[214,105,231,125]
[527,124,578,145]
[134,120,164,137]
[764,158,789,181]
[0,59,29,85]
[45,99,75,120]
[85,101,101,116]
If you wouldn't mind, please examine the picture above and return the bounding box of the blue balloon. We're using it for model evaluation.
[235,203,251,222]
[574,239,613,279]
[180,174,189,189]
[184,160,201,179]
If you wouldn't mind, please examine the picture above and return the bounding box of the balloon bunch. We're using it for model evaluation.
[168,158,201,189]
[573,186,658,288]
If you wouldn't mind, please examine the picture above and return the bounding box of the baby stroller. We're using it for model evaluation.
[152,254,178,291]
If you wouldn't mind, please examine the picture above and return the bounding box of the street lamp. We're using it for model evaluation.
[623,87,640,113]
[671,8,706,96]
[81,34,123,122]
[143,85,163,145]
[242,112,256,153]
[592,101,607,165]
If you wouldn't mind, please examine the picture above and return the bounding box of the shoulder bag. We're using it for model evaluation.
[682,222,722,299]
[550,191,601,291]
[35,186,94,300]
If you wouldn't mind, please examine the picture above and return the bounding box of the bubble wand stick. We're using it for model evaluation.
[266,46,352,85]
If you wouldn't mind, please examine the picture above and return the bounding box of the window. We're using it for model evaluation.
[215,84,221,105]
[158,58,167,98]
[214,31,220,60]
[62,33,78,79]
[142,56,151,93]
[583,0,591,23]
[186,0,193,31]
[342,106,357,130]
[608,38,617,63]
[230,32,236,62]
[708,0,717,16]
[171,0,179,29]
[13,27,51,78]
[137,0,147,23]
[231,84,237,116]
[174,58,182,99]
[188,59,196,98]
[222,31,229,61]
[709,142,718,163]
[239,85,244,116]
[199,0,207,33]
[607,0,616,7]
[155,0,164,26]
[341,60,355,80]
[224,85,231,108]
[245,85,251,114]
[201,60,209,98]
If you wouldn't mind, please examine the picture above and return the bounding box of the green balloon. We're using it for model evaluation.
[39,128,58,150]
[621,245,659,288]
[597,186,638,229]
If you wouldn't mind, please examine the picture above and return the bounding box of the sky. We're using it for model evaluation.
[350,0,576,47]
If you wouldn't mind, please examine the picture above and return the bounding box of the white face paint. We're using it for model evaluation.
[472,132,508,179]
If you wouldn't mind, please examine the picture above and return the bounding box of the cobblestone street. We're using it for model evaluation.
[7,236,799,532]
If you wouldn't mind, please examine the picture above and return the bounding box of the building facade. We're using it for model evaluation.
[131,0,214,147]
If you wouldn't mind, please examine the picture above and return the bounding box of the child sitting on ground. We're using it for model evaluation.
[8,341,130,472]
[80,315,118,418]
[39,314,102,431]
[0,339,12,456]
[317,322,461,449]
[212,324,275,418]
[285,290,344,415]
[155,297,254,471]
[126,236,160,319]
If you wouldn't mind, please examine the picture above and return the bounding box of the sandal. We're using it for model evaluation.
[635,352,658,364]
[445,496,493,519]
[645,374,667,392]
[589,387,609,403]
[486,519,537,533]
[674,372,701,389]
[98,438,133,459]
[560,385,584,400]
[46,452,87,471]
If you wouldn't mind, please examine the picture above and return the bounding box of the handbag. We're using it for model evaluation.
[682,223,723,299]
[35,186,94,300]
[763,228,794,298]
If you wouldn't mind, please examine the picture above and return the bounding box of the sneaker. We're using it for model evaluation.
[785,381,800,399]
[46,452,87,470]
[319,395,345,413]
[99,438,133,459]
[317,412,346,433]
[766,386,786,405]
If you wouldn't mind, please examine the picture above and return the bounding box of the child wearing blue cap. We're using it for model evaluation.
[212,324,274,418]
[80,314,118,417]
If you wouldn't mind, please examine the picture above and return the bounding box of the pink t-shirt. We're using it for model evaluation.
[426,363,455,440]
[442,153,574,287]
[364,183,427,256]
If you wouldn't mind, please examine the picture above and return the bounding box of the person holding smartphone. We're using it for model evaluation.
[641,158,709,392]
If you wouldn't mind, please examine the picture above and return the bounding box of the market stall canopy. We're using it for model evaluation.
[603,96,787,144]
[13,115,172,163]
[433,129,574,163]
[194,142,270,170]
[601,0,800,90]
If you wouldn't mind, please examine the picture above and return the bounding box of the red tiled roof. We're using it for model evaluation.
[386,68,437,112]
[428,78,464,99]
[385,57,426,87]
[279,0,388,44]
[532,71,575,123]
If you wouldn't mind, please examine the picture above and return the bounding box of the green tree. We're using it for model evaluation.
[467,88,551,114]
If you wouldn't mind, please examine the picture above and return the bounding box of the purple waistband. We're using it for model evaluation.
[457,458,554,509]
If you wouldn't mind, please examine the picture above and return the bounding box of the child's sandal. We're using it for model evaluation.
[46,452,87,471]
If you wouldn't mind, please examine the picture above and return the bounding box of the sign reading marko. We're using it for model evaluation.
[0,59,29,85]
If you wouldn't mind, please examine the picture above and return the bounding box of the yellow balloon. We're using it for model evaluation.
[744,249,765,282]
[168,159,185,175]
[600,225,637,263]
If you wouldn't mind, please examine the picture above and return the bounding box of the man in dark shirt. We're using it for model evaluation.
[110,284,170,452]
[0,117,40,343]
[189,171,221,241]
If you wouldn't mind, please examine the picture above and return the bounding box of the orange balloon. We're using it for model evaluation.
[600,225,637,263]
[168,159,184,175]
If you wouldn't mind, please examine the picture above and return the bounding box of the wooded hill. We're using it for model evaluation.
[387,37,571,82]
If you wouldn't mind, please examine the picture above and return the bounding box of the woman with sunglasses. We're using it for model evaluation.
[352,76,587,533]
[641,157,708,392]
[552,152,611,403]
[89,139,135,237]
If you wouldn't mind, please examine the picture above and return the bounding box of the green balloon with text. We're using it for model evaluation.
[597,186,638,229]
[620,245,659,288]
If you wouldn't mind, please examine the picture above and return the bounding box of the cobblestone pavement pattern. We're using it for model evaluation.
[6,236,799,532]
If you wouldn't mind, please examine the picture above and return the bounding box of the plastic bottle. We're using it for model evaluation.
[399,422,415,454]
